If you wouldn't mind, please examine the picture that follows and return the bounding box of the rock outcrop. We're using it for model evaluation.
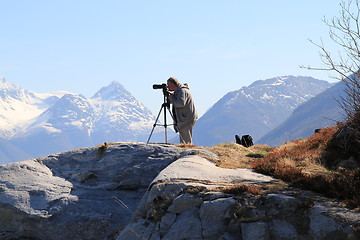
[323,110,360,170]
[118,152,360,240]
[0,143,359,240]
[0,143,182,240]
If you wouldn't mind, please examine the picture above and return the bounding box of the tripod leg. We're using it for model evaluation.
[166,106,176,122]
[163,104,168,144]
[166,105,177,131]
[147,104,164,143]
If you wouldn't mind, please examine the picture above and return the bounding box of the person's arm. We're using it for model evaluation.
[171,88,187,108]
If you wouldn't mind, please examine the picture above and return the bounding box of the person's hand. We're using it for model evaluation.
[174,124,179,133]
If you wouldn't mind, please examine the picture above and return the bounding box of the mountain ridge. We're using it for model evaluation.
[0,80,161,164]
[193,75,333,147]
[258,81,346,146]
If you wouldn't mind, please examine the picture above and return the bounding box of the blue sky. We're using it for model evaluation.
[0,1,342,116]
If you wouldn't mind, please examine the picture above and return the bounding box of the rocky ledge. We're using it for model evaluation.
[0,143,359,240]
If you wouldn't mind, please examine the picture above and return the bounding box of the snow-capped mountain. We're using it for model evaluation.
[9,93,97,160]
[193,76,333,147]
[0,80,163,164]
[28,93,94,135]
[258,80,346,146]
[0,80,53,138]
[90,81,156,142]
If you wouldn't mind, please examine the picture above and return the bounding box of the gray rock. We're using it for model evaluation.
[309,203,351,239]
[1,142,360,240]
[180,148,220,160]
[116,218,154,240]
[264,193,301,216]
[163,207,203,240]
[0,143,182,240]
[151,154,276,184]
[118,151,360,240]
[159,212,177,233]
[199,197,236,240]
[168,193,203,213]
[270,219,298,240]
[241,221,269,240]
[202,191,231,201]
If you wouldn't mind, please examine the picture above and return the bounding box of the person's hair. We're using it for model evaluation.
[167,77,181,86]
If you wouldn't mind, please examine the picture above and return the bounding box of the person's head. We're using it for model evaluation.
[167,77,180,91]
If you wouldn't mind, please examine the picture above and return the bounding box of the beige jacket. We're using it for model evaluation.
[170,84,198,129]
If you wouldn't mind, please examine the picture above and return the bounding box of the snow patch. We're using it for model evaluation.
[270,80,285,86]
[279,94,293,99]
[43,124,62,134]
[260,93,273,100]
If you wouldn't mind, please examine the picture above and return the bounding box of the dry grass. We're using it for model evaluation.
[178,125,360,208]
[178,142,272,168]
[250,126,360,209]
[253,126,339,176]
[214,184,263,195]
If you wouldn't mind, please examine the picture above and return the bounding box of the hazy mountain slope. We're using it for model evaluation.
[258,81,346,146]
[193,76,332,147]
[0,140,31,165]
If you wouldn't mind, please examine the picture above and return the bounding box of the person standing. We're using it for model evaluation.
[167,77,198,144]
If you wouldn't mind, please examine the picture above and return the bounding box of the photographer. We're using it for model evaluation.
[167,77,198,144]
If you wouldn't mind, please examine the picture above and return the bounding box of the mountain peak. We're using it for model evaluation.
[91,81,135,101]
[0,79,38,103]
[249,75,324,88]
[33,93,93,130]
[109,80,123,87]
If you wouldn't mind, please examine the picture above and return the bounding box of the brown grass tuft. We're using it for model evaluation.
[252,125,360,208]
[210,143,271,168]
[221,184,263,195]
[177,142,272,168]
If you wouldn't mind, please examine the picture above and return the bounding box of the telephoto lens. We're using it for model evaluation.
[152,83,167,89]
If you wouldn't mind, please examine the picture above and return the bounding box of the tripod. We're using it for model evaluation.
[147,91,176,144]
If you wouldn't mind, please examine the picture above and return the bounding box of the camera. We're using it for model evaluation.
[152,83,167,90]
[153,83,171,103]
[153,83,170,96]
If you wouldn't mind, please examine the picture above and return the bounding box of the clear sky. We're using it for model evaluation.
[0,1,343,117]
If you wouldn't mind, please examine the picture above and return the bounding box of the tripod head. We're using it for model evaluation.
[148,83,176,144]
[153,83,171,108]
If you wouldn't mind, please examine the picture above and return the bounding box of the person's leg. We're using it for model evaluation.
[179,124,193,144]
